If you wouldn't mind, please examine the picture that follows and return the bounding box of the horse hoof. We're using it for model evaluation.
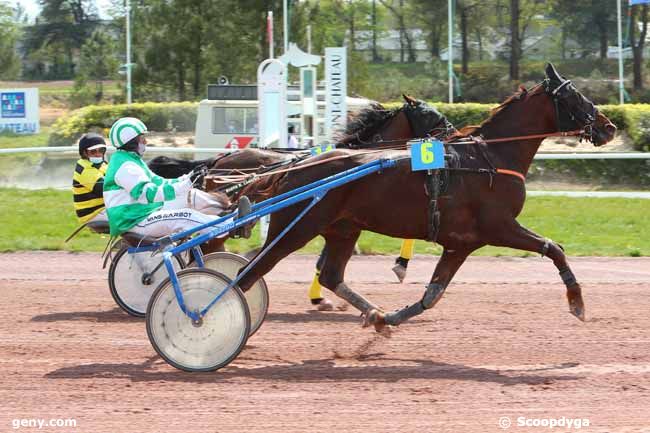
[362,309,381,328]
[570,304,586,322]
[316,298,334,312]
[392,264,407,283]
[567,286,586,322]
[378,325,393,338]
[362,309,388,333]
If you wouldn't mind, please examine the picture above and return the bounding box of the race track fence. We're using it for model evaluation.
[1,147,649,198]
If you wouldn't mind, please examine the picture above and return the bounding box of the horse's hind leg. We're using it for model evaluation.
[488,220,585,321]
[318,224,383,324]
[373,247,473,330]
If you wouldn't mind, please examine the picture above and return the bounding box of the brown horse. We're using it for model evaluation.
[235,64,616,331]
[147,97,453,307]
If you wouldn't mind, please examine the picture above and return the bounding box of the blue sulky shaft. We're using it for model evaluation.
[156,157,397,321]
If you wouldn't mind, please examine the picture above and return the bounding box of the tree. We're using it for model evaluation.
[550,0,616,60]
[457,1,483,74]
[629,3,648,90]
[371,0,380,62]
[22,0,100,78]
[507,0,547,80]
[77,30,118,100]
[379,0,416,62]
[410,0,448,60]
[509,0,521,80]
[0,3,21,79]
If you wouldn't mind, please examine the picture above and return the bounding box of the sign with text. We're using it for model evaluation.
[325,47,347,140]
[0,88,40,135]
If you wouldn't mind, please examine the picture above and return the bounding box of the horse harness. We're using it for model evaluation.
[208,152,311,197]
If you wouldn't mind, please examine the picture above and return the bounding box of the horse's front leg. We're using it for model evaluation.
[488,220,585,321]
[369,247,473,331]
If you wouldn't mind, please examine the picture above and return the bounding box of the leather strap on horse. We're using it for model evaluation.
[425,170,441,242]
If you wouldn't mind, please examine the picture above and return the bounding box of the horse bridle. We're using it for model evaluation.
[544,78,597,143]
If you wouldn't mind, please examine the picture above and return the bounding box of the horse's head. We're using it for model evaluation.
[544,63,616,146]
[338,96,454,149]
[402,94,456,140]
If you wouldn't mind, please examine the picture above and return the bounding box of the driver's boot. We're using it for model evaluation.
[231,196,253,239]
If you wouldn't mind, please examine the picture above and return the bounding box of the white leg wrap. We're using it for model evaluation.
[335,282,379,314]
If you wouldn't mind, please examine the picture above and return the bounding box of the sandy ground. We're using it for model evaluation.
[1,252,650,433]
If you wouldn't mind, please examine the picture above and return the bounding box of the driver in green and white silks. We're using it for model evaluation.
[103,117,242,239]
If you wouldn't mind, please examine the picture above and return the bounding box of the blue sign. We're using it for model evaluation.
[630,0,650,4]
[1,92,26,118]
[310,143,335,156]
[410,139,446,171]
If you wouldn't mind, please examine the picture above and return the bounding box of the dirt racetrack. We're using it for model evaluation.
[1,252,649,433]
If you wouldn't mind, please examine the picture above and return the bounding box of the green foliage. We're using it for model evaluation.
[49,102,198,146]
[434,103,494,129]
[72,29,120,107]
[21,0,101,80]
[619,104,650,151]
[530,159,650,187]
[48,99,650,150]
[0,3,21,79]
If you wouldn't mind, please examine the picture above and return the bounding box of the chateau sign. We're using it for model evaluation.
[325,47,347,139]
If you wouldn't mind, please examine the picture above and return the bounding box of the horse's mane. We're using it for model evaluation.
[449,85,542,140]
[335,103,402,145]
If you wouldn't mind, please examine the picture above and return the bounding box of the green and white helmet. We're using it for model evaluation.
[109,117,148,148]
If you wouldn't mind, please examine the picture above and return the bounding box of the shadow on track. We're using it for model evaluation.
[265,311,434,324]
[31,308,136,323]
[45,355,582,386]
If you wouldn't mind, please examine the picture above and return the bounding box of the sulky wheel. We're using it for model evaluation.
[198,252,269,337]
[108,245,184,317]
[146,268,250,372]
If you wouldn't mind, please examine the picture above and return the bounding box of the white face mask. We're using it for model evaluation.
[136,141,146,156]
[89,157,104,164]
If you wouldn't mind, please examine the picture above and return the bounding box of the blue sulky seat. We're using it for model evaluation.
[86,220,159,247]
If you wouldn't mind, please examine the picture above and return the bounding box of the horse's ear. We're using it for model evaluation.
[402,94,417,106]
[545,63,562,82]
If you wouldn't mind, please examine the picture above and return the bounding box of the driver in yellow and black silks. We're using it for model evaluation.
[72,133,109,224]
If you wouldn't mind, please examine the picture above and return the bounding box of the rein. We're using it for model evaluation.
[206,149,390,186]
[208,128,587,188]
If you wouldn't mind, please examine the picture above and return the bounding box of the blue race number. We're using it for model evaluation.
[410,139,445,171]
[310,143,335,156]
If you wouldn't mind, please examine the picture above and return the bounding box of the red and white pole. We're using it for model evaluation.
[267,11,274,59]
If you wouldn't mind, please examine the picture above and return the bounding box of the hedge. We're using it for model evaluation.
[49,102,198,146]
[50,101,650,151]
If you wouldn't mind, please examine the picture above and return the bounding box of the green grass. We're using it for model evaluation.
[0,127,51,149]
[0,188,648,256]
[0,128,54,183]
